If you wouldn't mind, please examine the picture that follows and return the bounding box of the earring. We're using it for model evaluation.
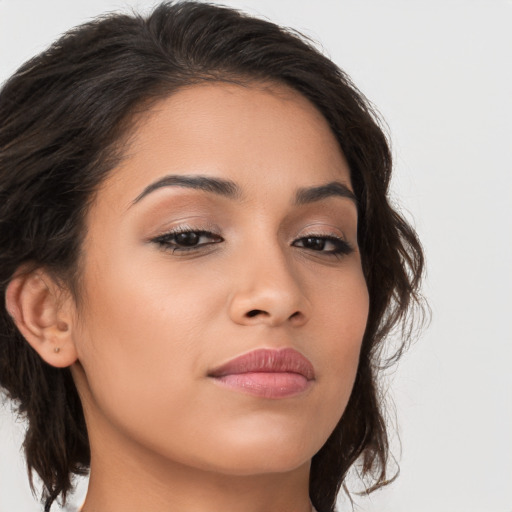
[54,347,61,353]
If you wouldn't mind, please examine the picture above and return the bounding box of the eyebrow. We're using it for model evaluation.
[295,181,357,206]
[130,174,357,207]
[131,175,241,206]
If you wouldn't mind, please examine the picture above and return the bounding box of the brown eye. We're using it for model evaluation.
[302,237,327,251]
[175,232,201,246]
[153,229,223,252]
[293,235,353,256]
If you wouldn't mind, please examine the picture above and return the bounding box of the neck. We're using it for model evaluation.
[80,422,312,512]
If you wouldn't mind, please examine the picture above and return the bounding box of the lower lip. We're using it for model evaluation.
[211,372,312,399]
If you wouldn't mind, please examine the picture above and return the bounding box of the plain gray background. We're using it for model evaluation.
[1,1,511,511]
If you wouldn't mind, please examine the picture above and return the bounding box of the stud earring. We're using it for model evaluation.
[54,347,61,353]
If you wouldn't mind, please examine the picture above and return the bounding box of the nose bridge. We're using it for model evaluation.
[228,235,310,326]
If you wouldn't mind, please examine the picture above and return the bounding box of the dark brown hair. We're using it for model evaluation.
[0,2,425,511]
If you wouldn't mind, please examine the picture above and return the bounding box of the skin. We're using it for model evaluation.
[7,82,369,512]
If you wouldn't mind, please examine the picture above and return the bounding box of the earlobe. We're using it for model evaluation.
[5,268,78,368]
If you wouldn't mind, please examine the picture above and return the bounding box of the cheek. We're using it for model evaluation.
[71,270,219,454]
[314,262,369,350]
[310,266,369,409]
[72,253,228,404]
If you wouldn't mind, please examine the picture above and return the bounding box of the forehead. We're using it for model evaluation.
[97,81,351,208]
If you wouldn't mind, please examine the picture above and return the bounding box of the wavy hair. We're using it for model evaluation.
[0,2,425,511]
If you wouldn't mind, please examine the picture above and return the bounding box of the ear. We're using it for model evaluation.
[5,267,78,368]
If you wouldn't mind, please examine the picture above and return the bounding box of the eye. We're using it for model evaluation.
[152,228,223,253]
[292,235,354,257]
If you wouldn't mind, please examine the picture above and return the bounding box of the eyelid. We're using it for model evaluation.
[152,222,222,240]
[154,226,221,239]
[294,222,347,240]
[146,216,220,238]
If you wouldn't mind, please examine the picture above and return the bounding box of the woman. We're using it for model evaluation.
[0,2,424,511]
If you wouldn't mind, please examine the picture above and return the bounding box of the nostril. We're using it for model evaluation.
[246,309,266,318]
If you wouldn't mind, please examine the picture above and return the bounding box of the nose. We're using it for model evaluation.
[227,246,310,328]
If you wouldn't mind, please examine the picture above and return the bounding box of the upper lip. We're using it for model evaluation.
[208,348,315,380]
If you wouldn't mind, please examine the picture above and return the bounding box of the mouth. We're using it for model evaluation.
[208,348,315,399]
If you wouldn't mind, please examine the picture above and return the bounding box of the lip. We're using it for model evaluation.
[208,348,315,399]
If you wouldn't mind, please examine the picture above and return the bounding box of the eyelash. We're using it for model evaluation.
[152,227,223,253]
[152,227,354,258]
[293,234,354,257]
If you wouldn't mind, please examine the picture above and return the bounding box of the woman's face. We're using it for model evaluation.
[70,82,369,475]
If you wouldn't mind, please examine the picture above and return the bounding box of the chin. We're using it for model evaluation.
[193,424,326,476]
[211,447,313,477]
